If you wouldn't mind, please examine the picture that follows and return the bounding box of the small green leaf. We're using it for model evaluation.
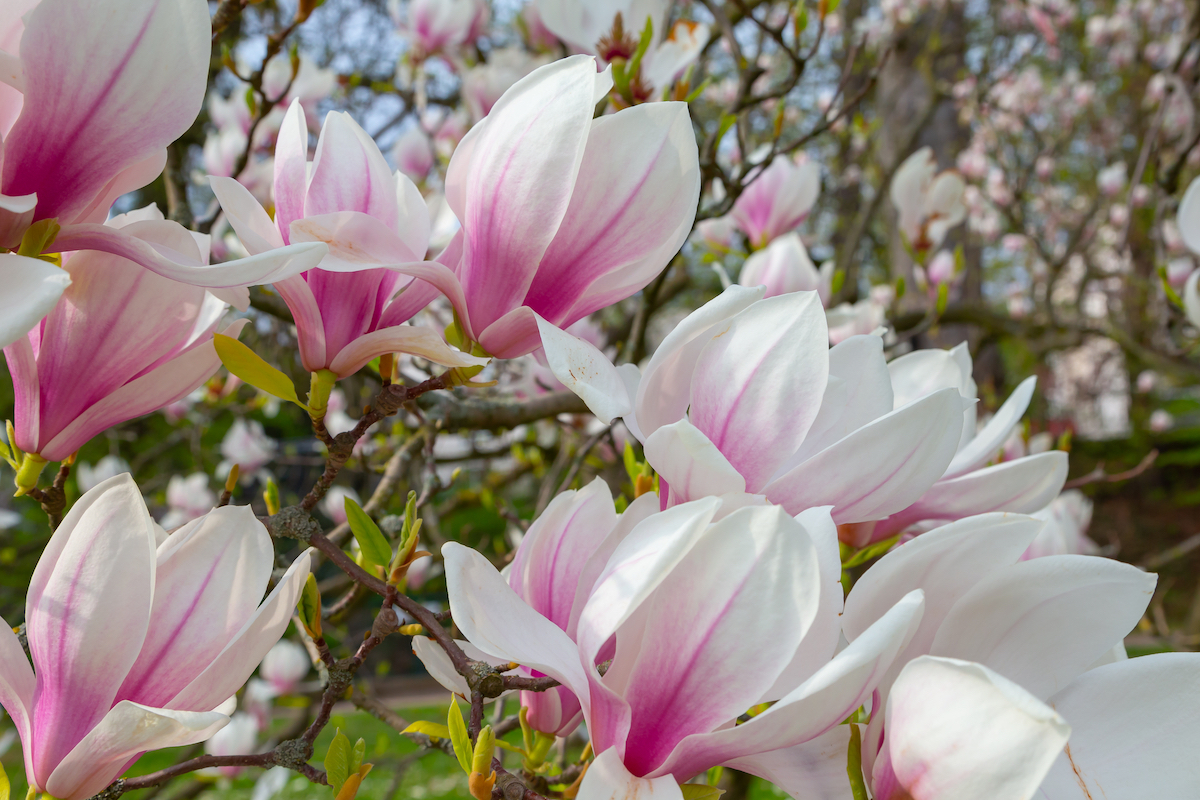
[842,535,900,569]
[680,785,725,800]
[894,275,906,300]
[623,441,639,483]
[351,737,366,775]
[0,758,9,800]
[213,334,307,409]
[936,282,949,315]
[716,113,737,143]
[345,497,393,571]
[325,729,351,794]
[830,269,846,295]
[448,697,473,774]
[626,15,655,78]
[297,573,322,640]
[402,720,451,740]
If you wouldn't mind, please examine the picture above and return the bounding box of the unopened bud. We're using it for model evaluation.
[225,464,241,493]
[14,452,48,497]
[468,726,496,800]
[633,473,655,498]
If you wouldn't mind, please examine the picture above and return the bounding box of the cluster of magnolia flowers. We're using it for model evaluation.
[0,0,1198,799]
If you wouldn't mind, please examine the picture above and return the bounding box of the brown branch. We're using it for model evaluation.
[1064,449,1159,490]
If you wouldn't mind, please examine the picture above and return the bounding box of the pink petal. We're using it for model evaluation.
[455,56,604,330]
[71,149,167,226]
[26,474,158,785]
[166,550,312,713]
[306,267,405,361]
[737,232,821,298]
[0,252,69,350]
[632,285,764,442]
[45,701,229,800]
[719,727,852,799]
[929,554,1155,701]
[115,507,275,709]
[654,589,924,781]
[3,331,40,453]
[306,111,401,226]
[0,613,36,788]
[878,656,1068,800]
[764,388,966,523]
[510,478,617,630]
[209,176,286,254]
[616,505,822,776]
[688,292,829,492]
[326,324,488,378]
[522,101,700,326]
[730,157,820,246]
[477,305,543,359]
[52,223,328,289]
[643,419,746,506]
[3,0,209,223]
[40,319,248,461]
[576,748,684,800]
[273,100,309,243]
[272,275,327,372]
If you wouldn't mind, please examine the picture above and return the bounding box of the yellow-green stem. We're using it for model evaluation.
[14,452,48,497]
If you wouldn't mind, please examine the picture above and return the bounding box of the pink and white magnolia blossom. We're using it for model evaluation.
[4,209,250,464]
[212,102,489,379]
[539,286,968,524]
[842,344,1068,546]
[534,0,710,93]
[0,0,326,295]
[390,0,487,58]
[0,475,311,800]
[220,420,277,477]
[398,56,700,358]
[825,285,893,345]
[1173,176,1200,327]
[0,254,70,351]
[392,126,436,183]
[461,47,552,121]
[258,640,311,696]
[729,156,821,247]
[442,496,925,800]
[160,473,218,530]
[1024,489,1099,560]
[738,232,833,304]
[890,147,967,250]
[824,512,1200,800]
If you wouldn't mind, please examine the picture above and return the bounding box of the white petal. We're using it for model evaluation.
[537,315,633,423]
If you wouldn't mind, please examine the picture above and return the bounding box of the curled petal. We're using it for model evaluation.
[0,253,69,350]
[537,315,636,424]
[326,324,488,378]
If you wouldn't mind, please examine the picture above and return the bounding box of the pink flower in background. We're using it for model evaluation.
[540,287,967,524]
[738,232,833,303]
[4,210,248,465]
[418,56,700,358]
[443,498,921,798]
[461,47,551,121]
[392,126,436,183]
[212,102,489,379]
[843,345,1067,546]
[825,285,893,344]
[75,456,131,493]
[1024,490,1099,559]
[729,156,821,247]
[220,420,277,476]
[391,0,487,58]
[319,485,360,526]
[202,713,259,778]
[693,217,737,250]
[160,474,217,530]
[0,475,311,800]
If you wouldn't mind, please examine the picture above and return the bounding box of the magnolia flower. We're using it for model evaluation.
[392,126,436,183]
[212,103,489,380]
[390,0,487,57]
[738,233,833,304]
[729,156,821,247]
[259,640,311,696]
[842,344,1068,546]
[1024,490,1099,559]
[1173,176,1200,327]
[0,255,70,351]
[75,456,132,493]
[824,512,1199,799]
[203,712,260,777]
[0,0,325,295]
[890,147,966,251]
[443,497,923,799]
[1097,162,1128,196]
[825,285,892,345]
[693,217,737,250]
[400,56,700,358]
[0,475,311,799]
[461,47,551,121]
[320,485,361,526]
[160,474,218,530]
[534,0,709,94]
[540,287,967,524]
[220,420,277,476]
[4,209,247,473]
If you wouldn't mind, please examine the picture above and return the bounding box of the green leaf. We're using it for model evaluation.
[626,14,655,79]
[936,282,949,316]
[325,729,351,794]
[351,737,366,774]
[0,758,9,800]
[297,573,322,640]
[894,275,906,300]
[680,785,725,800]
[842,535,900,569]
[402,720,451,740]
[830,269,846,295]
[716,113,737,143]
[345,497,393,571]
[448,697,473,774]
[213,334,307,409]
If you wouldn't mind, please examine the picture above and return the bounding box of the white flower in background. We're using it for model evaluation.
[462,47,551,121]
[75,455,131,492]
[320,485,361,526]
[1149,409,1174,432]
[325,389,358,437]
[1025,490,1100,559]
[890,147,966,251]
[160,473,218,530]
[259,640,312,696]
[1097,162,1128,196]
[219,419,277,477]
[203,712,260,777]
